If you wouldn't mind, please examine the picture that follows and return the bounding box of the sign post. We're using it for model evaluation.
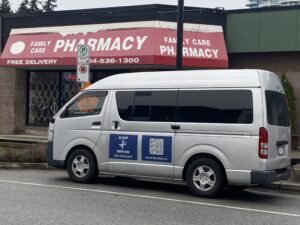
[77,45,90,83]
[176,0,184,70]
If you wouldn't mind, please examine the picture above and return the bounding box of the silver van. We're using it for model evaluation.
[46,69,291,197]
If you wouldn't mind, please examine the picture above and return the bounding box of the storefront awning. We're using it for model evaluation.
[0,22,228,68]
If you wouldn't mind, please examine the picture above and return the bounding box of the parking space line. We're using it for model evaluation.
[0,179,300,218]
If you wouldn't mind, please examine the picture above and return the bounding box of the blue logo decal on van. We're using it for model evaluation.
[142,136,172,162]
[109,134,138,160]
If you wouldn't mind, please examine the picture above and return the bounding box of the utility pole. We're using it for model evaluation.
[176,0,184,70]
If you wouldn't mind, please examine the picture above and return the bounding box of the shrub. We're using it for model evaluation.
[281,72,296,135]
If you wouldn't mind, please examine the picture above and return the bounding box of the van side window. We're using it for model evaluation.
[116,91,177,122]
[150,91,177,122]
[266,91,290,126]
[63,91,107,118]
[115,91,134,120]
[132,91,152,121]
[176,90,253,124]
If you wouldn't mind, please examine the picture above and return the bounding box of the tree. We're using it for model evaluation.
[29,0,42,13]
[42,0,57,12]
[16,0,30,13]
[281,72,297,134]
[0,0,12,14]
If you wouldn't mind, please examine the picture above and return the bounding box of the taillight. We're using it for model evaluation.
[259,127,268,159]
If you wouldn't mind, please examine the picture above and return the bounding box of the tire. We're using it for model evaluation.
[185,157,226,197]
[67,149,98,183]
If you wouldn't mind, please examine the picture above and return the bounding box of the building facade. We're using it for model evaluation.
[227,6,300,141]
[247,0,300,8]
[0,5,227,135]
[2,4,300,143]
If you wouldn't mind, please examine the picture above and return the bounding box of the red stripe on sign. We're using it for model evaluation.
[0,28,228,68]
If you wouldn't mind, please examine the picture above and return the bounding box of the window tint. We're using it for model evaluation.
[176,90,253,124]
[116,91,177,122]
[116,92,134,121]
[132,91,152,121]
[150,91,177,122]
[63,91,107,118]
[266,91,290,126]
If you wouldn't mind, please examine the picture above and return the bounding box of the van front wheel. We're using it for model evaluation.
[67,149,98,183]
[185,158,225,197]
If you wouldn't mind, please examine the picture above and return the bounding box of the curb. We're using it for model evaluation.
[0,138,47,144]
[0,162,49,170]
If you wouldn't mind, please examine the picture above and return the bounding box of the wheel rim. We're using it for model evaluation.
[193,165,216,192]
[72,155,90,178]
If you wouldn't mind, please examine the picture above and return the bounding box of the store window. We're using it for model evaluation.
[28,72,80,125]
[28,70,129,125]
[61,72,81,106]
[29,72,60,125]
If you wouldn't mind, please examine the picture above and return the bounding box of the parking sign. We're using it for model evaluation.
[77,45,90,82]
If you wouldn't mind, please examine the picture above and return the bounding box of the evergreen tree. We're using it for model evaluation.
[0,0,12,14]
[29,0,42,13]
[16,0,30,13]
[281,73,297,134]
[42,0,57,12]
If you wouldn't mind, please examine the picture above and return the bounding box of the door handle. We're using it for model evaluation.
[92,121,101,126]
[113,121,119,129]
[171,125,180,130]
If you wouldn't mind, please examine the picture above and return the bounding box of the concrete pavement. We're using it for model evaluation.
[0,170,300,225]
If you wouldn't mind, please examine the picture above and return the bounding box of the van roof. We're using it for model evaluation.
[86,69,264,90]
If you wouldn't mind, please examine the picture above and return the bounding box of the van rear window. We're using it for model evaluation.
[266,91,290,126]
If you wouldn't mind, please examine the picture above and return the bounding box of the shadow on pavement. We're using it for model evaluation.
[52,174,284,204]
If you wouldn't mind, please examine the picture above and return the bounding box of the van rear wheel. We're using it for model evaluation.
[185,158,226,197]
[67,149,98,183]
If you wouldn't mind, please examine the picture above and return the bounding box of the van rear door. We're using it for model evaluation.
[264,90,291,170]
[260,71,291,170]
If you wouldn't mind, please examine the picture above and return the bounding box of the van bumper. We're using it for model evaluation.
[46,141,64,168]
[251,168,291,184]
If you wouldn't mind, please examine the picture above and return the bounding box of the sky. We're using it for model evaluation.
[11,0,247,11]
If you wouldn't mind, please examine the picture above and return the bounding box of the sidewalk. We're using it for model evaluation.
[0,134,300,192]
[265,149,300,192]
[0,134,48,143]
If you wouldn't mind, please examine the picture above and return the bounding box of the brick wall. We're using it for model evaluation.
[14,69,26,134]
[0,67,26,134]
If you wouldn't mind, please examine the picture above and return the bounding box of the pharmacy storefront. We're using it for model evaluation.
[0,19,228,133]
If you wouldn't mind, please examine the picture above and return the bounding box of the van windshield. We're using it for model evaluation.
[266,90,290,127]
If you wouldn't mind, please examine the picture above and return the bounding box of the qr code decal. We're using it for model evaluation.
[149,138,164,155]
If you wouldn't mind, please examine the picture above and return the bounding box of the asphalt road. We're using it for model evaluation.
[0,170,300,225]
